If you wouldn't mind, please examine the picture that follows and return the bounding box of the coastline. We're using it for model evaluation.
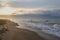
[0,19,60,40]
[17,22,60,40]
[0,19,45,40]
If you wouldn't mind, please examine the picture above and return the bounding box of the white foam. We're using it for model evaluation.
[21,22,60,37]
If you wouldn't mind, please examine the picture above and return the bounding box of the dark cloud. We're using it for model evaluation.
[34,9,60,19]
[39,9,60,19]
[13,9,60,19]
[41,9,60,16]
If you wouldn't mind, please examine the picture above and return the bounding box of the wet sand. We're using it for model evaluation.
[0,19,45,40]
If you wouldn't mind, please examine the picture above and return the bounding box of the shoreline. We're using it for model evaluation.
[0,19,45,40]
[17,23,60,40]
[0,19,60,40]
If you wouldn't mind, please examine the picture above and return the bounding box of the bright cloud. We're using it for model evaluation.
[12,7,60,15]
[12,8,60,19]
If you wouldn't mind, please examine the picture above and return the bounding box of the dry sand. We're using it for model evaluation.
[0,19,45,40]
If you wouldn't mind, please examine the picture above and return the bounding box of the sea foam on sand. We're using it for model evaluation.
[17,21,60,37]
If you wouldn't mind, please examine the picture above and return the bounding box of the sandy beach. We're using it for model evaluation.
[0,19,45,40]
[0,19,60,40]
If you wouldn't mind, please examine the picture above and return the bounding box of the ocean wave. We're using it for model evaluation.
[22,21,60,37]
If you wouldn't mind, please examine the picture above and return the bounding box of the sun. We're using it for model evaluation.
[0,7,13,15]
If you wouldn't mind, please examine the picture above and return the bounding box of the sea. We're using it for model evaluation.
[10,15,60,38]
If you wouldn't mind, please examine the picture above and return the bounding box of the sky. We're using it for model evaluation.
[0,0,60,15]
[0,0,60,8]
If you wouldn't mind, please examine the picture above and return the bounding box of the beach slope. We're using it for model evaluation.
[0,19,45,40]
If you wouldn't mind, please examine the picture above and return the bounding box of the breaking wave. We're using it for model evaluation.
[21,21,60,37]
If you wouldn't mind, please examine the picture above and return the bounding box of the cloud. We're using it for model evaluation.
[0,4,2,7]
[12,0,36,2]
[34,8,60,17]
[0,0,60,8]
[35,8,60,19]
[8,0,60,8]
[13,7,60,14]
[8,1,38,8]
[40,9,60,16]
[13,8,60,19]
[0,0,11,7]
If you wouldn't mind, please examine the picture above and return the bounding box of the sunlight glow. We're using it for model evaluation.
[0,7,14,15]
